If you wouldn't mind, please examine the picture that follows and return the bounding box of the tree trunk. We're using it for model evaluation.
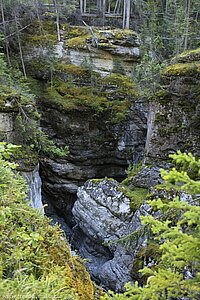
[125,0,130,29]
[102,0,106,25]
[108,0,111,13]
[14,13,27,79]
[53,0,61,42]
[80,0,83,13]
[34,0,45,36]
[123,0,131,29]
[0,0,11,66]
[83,0,87,13]
[184,0,190,50]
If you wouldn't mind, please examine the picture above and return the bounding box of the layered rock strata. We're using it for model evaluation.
[72,178,150,291]
[40,100,147,228]
[134,49,200,188]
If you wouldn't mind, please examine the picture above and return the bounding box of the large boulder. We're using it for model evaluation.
[72,178,150,291]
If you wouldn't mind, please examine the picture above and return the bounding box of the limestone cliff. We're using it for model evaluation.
[133,48,200,188]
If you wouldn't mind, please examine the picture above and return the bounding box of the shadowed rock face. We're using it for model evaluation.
[39,100,147,226]
[72,178,150,291]
[133,50,200,188]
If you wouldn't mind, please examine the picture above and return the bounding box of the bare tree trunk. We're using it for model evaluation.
[53,0,61,42]
[0,0,11,66]
[83,0,87,13]
[14,13,27,79]
[123,0,130,29]
[114,0,120,14]
[108,0,111,13]
[102,0,106,25]
[184,0,190,50]
[123,0,126,28]
[125,0,130,29]
[80,0,83,13]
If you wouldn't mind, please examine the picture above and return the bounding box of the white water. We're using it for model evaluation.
[22,164,44,213]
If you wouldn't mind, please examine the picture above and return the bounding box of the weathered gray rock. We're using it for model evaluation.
[134,50,200,188]
[40,100,147,225]
[0,112,16,142]
[72,178,150,291]
[73,179,132,243]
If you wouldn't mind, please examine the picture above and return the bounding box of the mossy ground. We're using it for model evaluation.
[161,47,200,77]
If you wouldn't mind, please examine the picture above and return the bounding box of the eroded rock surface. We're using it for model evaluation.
[72,178,150,291]
[134,49,200,188]
[40,101,147,226]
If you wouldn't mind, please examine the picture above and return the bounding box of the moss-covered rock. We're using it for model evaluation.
[36,65,138,124]
[171,47,200,63]
[134,48,200,188]
[163,62,200,76]
[64,26,140,54]
[158,53,200,153]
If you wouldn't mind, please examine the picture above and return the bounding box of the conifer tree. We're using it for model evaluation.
[102,151,200,300]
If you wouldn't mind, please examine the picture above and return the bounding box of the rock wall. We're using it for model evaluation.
[39,100,147,227]
[26,25,141,76]
[133,49,200,188]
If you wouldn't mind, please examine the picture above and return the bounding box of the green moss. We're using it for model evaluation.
[65,26,88,38]
[91,177,115,184]
[0,84,20,111]
[157,124,186,137]
[154,113,168,124]
[23,20,57,47]
[103,73,138,97]
[98,42,116,50]
[25,33,57,46]
[11,146,38,170]
[172,47,200,63]
[40,67,138,123]
[65,35,90,49]
[121,186,148,212]
[163,62,200,76]
[154,89,171,105]
[56,63,100,81]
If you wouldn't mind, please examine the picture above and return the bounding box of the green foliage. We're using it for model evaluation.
[15,113,69,159]
[133,0,200,98]
[101,151,200,299]
[135,53,166,98]
[0,52,69,159]
[112,57,126,75]
[0,142,94,300]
